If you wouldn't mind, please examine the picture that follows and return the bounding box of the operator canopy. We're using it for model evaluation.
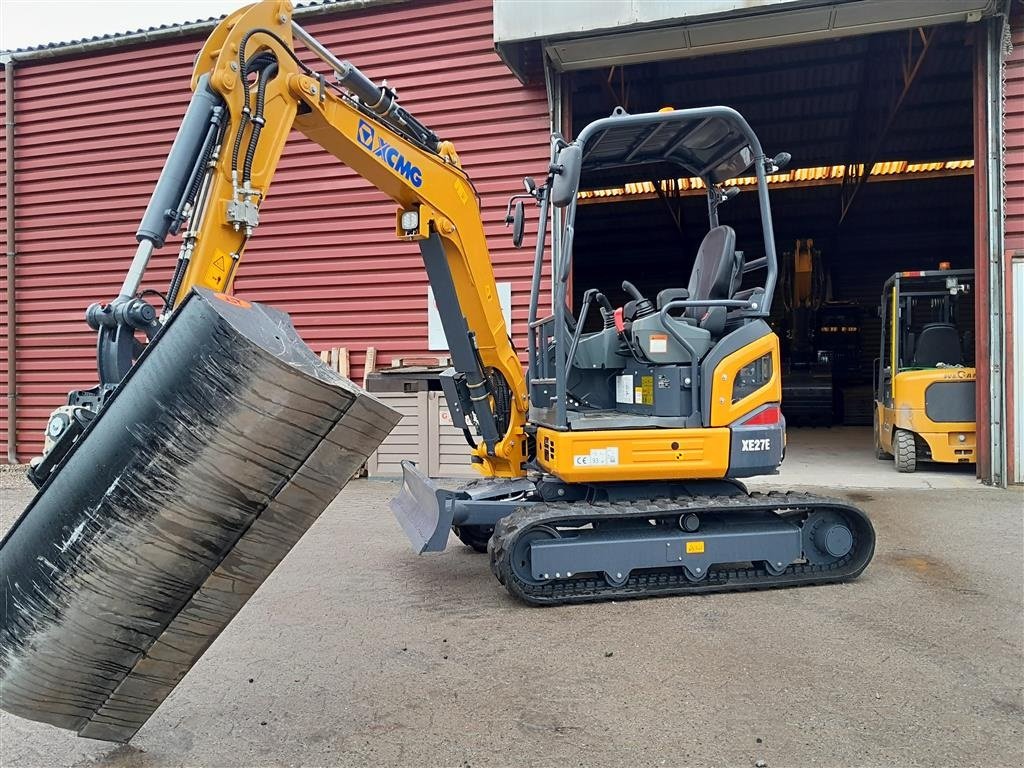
[578,109,757,187]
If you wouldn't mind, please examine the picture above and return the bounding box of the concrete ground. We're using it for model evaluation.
[0,430,1021,768]
[759,426,981,490]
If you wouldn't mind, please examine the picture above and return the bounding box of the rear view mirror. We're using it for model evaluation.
[767,152,792,173]
[511,200,525,249]
[550,144,582,208]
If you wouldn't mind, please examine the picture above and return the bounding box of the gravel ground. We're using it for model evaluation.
[0,467,1021,768]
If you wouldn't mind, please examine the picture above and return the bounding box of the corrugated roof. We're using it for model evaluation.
[1,15,224,59]
[0,0,403,62]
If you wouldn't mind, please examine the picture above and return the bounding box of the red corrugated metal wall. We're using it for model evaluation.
[1006,9,1023,483]
[1007,11,1024,252]
[1,0,550,460]
[0,69,9,462]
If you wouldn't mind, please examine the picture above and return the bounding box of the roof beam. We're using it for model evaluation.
[572,75,970,134]
[838,26,938,225]
[601,65,632,112]
[652,178,686,238]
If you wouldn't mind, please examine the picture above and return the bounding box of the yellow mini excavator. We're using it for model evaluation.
[0,0,875,743]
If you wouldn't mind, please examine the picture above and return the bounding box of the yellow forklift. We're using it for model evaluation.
[873,269,976,472]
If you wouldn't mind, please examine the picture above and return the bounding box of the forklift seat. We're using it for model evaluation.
[912,323,962,367]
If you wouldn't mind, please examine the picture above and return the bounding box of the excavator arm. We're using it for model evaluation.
[99,0,527,477]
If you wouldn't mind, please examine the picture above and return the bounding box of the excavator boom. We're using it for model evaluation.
[37,1,525,485]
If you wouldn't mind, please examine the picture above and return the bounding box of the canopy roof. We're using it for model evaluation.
[578,108,758,186]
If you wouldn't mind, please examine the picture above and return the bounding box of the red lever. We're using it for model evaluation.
[613,307,625,333]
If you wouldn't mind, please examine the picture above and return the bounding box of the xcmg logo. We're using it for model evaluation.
[356,119,423,188]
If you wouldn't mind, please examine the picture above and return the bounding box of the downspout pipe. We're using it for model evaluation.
[984,11,1009,487]
[3,55,15,464]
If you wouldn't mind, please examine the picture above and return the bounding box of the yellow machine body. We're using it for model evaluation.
[876,368,976,463]
[537,333,782,482]
[538,427,733,482]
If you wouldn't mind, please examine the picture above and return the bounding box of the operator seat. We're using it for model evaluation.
[639,226,743,363]
[912,323,962,367]
[686,225,742,335]
[657,226,742,336]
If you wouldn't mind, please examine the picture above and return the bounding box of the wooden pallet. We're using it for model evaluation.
[318,346,350,377]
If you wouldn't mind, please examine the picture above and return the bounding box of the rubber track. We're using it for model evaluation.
[487,492,876,606]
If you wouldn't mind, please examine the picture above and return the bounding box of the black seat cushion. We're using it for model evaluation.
[912,323,962,367]
[686,225,741,331]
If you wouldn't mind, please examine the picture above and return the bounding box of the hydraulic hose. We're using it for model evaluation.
[230,52,276,179]
[243,61,278,183]
[165,110,228,309]
[165,259,188,310]
[172,105,225,234]
[230,105,252,179]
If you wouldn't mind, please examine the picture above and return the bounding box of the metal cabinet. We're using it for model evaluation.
[366,391,475,478]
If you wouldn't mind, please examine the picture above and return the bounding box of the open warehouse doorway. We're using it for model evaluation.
[565,23,979,481]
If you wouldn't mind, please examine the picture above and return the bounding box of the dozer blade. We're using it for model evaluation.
[389,460,458,553]
[0,288,399,743]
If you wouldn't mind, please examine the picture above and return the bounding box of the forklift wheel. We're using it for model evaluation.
[894,429,917,473]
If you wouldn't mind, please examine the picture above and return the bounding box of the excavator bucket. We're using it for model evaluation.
[0,288,399,742]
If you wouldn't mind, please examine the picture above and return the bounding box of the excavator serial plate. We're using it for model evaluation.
[0,288,398,742]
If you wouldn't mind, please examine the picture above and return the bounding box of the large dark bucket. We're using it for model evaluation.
[0,288,399,742]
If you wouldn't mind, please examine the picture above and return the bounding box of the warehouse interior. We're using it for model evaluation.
[568,23,976,431]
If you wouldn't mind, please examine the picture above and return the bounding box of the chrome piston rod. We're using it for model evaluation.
[119,239,155,299]
[290,21,437,148]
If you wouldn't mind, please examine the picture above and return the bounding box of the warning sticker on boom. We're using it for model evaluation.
[204,251,229,289]
[573,447,619,467]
